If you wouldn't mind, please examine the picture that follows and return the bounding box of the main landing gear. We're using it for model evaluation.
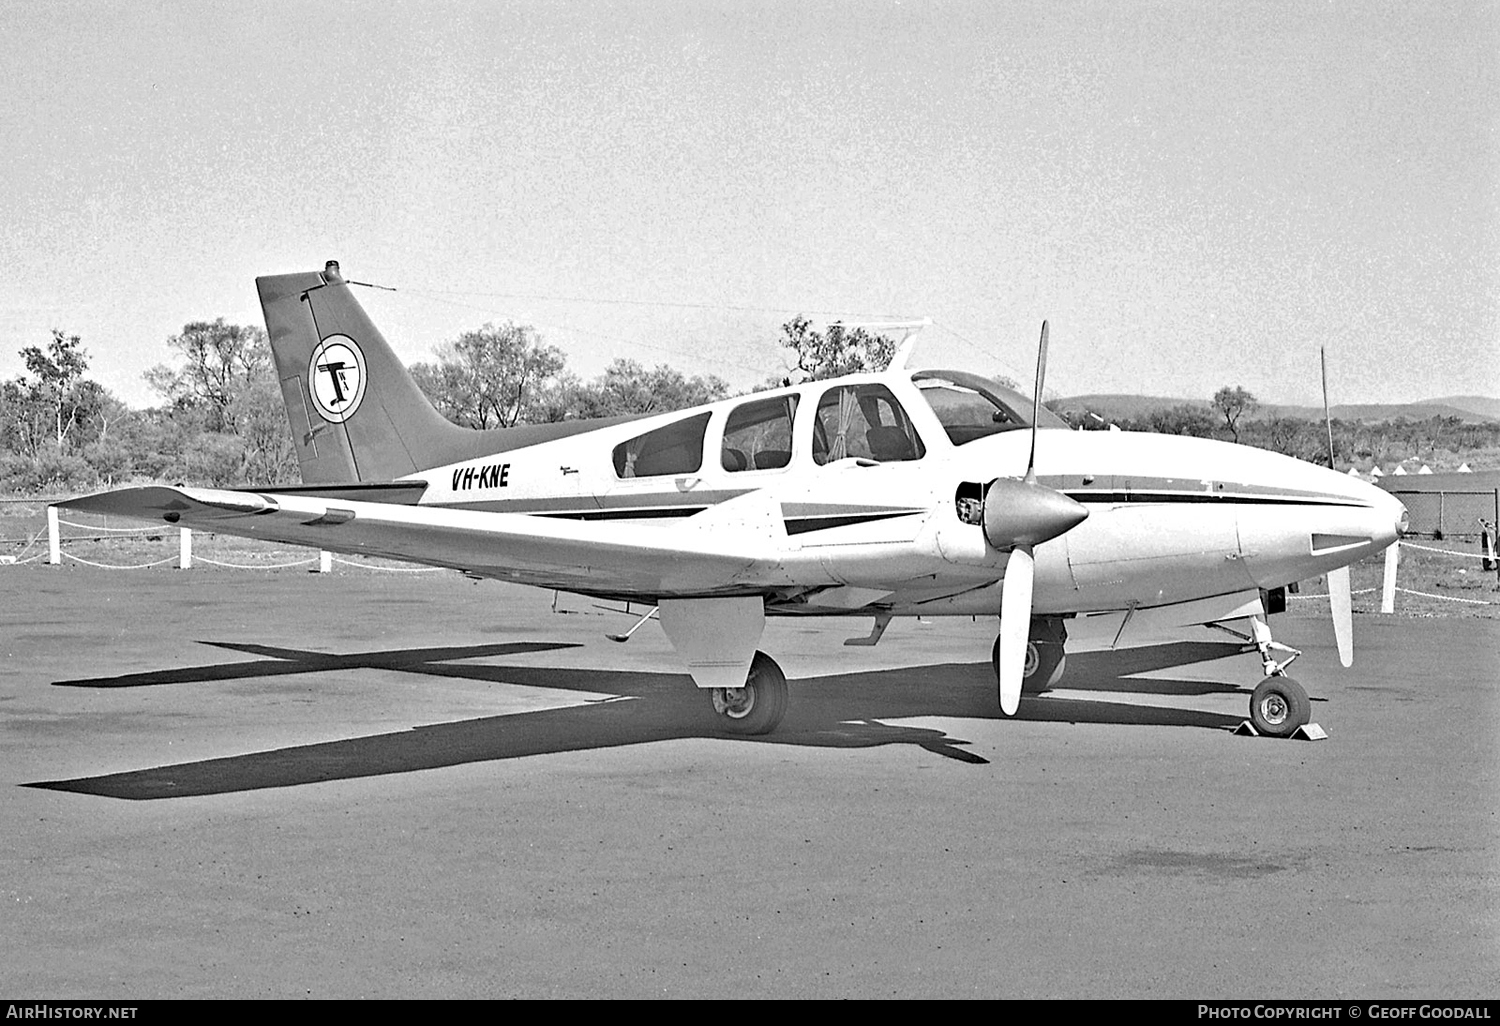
[709,651,788,735]
[991,616,1068,698]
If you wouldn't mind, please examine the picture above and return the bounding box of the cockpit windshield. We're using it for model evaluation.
[912,370,1068,445]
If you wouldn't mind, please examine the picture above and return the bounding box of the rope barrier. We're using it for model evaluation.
[330,556,447,573]
[193,555,320,570]
[60,552,177,570]
[1287,588,1379,600]
[1393,586,1494,606]
[1398,541,1492,560]
[6,526,47,561]
[54,519,162,535]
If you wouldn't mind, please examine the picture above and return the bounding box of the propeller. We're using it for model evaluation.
[1321,346,1354,667]
[983,321,1089,714]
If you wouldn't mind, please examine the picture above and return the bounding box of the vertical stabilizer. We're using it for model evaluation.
[258,262,636,485]
[258,262,484,483]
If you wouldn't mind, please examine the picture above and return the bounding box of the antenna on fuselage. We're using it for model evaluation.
[1320,347,1336,471]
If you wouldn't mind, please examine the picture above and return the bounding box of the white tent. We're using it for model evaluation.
[1370,465,1384,478]
[1417,465,1433,475]
[1458,463,1473,473]
[1392,465,1408,475]
[1346,466,1363,478]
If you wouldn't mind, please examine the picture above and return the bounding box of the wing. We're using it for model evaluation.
[59,486,783,598]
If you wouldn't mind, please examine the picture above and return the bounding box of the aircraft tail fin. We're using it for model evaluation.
[257,261,478,483]
[258,261,640,485]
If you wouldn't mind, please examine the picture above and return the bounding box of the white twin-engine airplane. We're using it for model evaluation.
[65,261,1407,739]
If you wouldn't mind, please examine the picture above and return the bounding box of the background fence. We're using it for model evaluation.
[0,496,442,573]
[1383,487,1500,539]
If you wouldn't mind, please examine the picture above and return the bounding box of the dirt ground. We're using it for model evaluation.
[1,565,1496,998]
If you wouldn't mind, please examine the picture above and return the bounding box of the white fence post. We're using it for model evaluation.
[1381,543,1399,613]
[179,527,192,570]
[47,506,60,565]
[319,550,332,573]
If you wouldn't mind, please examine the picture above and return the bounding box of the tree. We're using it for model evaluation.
[1,330,108,459]
[1144,403,1217,437]
[771,316,897,384]
[144,319,273,435]
[1251,415,1317,461]
[1212,385,1258,443]
[143,319,297,485]
[411,323,569,429]
[568,359,729,419]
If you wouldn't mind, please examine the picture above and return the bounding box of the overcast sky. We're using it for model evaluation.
[3,0,1495,409]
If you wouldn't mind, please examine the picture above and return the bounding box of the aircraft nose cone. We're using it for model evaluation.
[1368,486,1408,547]
[983,477,1090,550]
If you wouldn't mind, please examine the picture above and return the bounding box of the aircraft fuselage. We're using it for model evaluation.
[400,370,1405,620]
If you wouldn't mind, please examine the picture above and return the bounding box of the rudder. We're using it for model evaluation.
[258,261,485,483]
[258,261,640,486]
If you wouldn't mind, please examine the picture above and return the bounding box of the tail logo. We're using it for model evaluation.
[308,335,367,423]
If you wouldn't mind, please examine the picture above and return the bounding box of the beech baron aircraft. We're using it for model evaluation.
[65,262,1408,739]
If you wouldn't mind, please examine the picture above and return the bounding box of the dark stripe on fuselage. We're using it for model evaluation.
[784,512,921,536]
[536,508,920,534]
[1063,490,1372,508]
[536,506,707,521]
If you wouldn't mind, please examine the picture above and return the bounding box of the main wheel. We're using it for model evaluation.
[710,651,788,735]
[992,620,1068,695]
[1249,675,1311,738]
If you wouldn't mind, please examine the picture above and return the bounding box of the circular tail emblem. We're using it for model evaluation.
[308,335,367,423]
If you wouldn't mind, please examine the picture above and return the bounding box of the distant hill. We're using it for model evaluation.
[1427,395,1500,420]
[1052,394,1500,424]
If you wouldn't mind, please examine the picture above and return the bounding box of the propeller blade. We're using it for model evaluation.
[1328,565,1353,667]
[997,546,1035,715]
[1026,321,1049,483]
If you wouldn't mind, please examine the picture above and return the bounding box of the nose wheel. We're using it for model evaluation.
[1249,675,1312,739]
[1213,615,1319,739]
[709,651,788,735]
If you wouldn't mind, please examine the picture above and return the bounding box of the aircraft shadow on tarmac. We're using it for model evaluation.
[28,639,1253,800]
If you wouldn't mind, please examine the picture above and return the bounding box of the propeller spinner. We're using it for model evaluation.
[984,321,1089,714]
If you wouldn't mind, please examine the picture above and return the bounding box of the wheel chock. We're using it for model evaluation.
[1233,721,1328,740]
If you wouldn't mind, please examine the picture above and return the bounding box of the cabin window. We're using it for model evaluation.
[912,371,1068,443]
[811,383,925,465]
[722,395,798,472]
[612,412,711,478]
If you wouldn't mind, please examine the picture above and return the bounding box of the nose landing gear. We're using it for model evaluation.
[1249,673,1312,739]
[1216,615,1321,739]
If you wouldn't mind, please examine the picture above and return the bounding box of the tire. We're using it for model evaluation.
[710,651,788,735]
[1249,675,1311,738]
[1025,644,1066,693]
[992,620,1068,695]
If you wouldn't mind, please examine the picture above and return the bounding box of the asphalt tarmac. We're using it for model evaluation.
[2,566,1496,998]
